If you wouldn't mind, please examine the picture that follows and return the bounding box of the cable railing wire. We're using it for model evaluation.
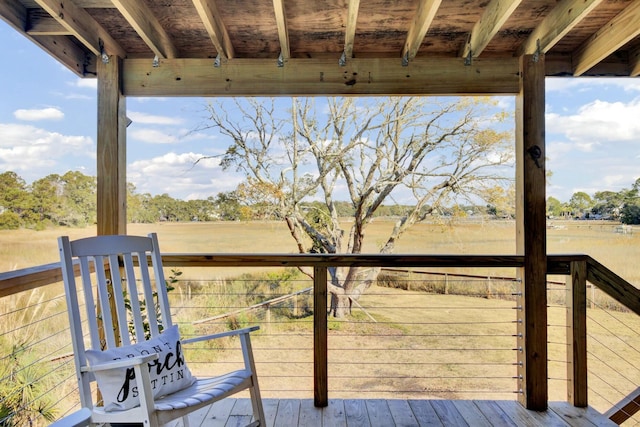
[12,264,640,422]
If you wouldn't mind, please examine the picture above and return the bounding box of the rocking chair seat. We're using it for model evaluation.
[152,370,251,411]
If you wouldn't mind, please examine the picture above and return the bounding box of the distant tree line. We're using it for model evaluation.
[547,178,640,224]
[3,170,638,230]
[1,170,475,230]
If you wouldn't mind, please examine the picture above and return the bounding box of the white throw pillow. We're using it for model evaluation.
[85,325,196,411]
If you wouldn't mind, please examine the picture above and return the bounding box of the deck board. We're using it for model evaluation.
[184,399,616,426]
[408,399,444,426]
[452,400,492,426]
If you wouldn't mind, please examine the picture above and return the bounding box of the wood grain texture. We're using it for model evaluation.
[122,57,522,97]
[566,261,588,407]
[96,56,127,236]
[515,53,548,411]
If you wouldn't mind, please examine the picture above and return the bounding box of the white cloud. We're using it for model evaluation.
[546,98,640,145]
[128,152,241,199]
[128,111,184,125]
[546,77,640,93]
[0,123,94,180]
[73,78,97,89]
[130,128,179,144]
[14,107,64,121]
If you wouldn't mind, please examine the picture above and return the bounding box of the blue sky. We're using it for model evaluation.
[1,19,639,203]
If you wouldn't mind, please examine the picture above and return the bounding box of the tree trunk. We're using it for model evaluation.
[328,266,380,317]
[330,293,351,317]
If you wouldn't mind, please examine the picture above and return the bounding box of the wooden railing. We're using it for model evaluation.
[1,253,640,422]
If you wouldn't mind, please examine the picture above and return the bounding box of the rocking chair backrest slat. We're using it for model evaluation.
[108,253,132,347]
[135,249,162,338]
[94,254,117,349]
[149,233,172,333]
[78,256,101,349]
[123,251,146,343]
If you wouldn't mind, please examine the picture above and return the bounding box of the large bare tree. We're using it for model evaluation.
[201,97,513,317]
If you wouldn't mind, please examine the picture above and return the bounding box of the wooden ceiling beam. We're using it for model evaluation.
[27,12,71,35]
[122,57,521,96]
[573,0,640,76]
[0,0,27,29]
[272,0,290,60]
[32,0,125,58]
[110,0,178,59]
[343,0,360,59]
[402,0,442,61]
[0,1,90,76]
[461,0,523,59]
[191,0,234,59]
[518,0,603,56]
[630,44,640,77]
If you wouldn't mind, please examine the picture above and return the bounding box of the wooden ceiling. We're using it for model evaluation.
[1,0,639,95]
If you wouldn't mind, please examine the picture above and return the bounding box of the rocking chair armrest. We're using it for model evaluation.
[82,353,159,373]
[181,325,260,345]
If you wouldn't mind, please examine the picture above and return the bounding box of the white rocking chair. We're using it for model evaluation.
[58,233,265,427]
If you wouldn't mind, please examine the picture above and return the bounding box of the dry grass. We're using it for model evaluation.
[4,218,637,282]
[2,219,640,417]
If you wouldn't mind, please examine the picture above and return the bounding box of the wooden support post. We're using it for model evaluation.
[313,266,328,407]
[515,53,547,410]
[97,56,127,236]
[567,261,588,406]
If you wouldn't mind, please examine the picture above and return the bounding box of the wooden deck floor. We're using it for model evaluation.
[174,398,616,426]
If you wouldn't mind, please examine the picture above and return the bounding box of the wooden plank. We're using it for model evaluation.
[0,0,27,29]
[122,57,522,97]
[462,0,523,59]
[402,0,442,61]
[314,266,328,407]
[386,399,419,426]
[364,399,394,426]
[430,400,469,426]
[159,253,525,268]
[573,0,640,76]
[452,400,492,426]
[343,0,360,59]
[604,386,640,424]
[0,1,89,76]
[97,56,127,236]
[344,399,371,426]
[408,400,444,426]
[473,400,517,426]
[518,0,603,56]
[548,401,607,427]
[195,398,236,426]
[298,399,322,427]
[567,261,588,406]
[273,398,300,427]
[32,0,125,57]
[630,44,640,77]
[225,398,254,427]
[110,0,178,59]
[586,257,640,316]
[272,0,290,60]
[496,401,567,427]
[26,12,70,35]
[190,0,234,59]
[515,53,547,410]
[262,398,280,427]
[322,399,347,427]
